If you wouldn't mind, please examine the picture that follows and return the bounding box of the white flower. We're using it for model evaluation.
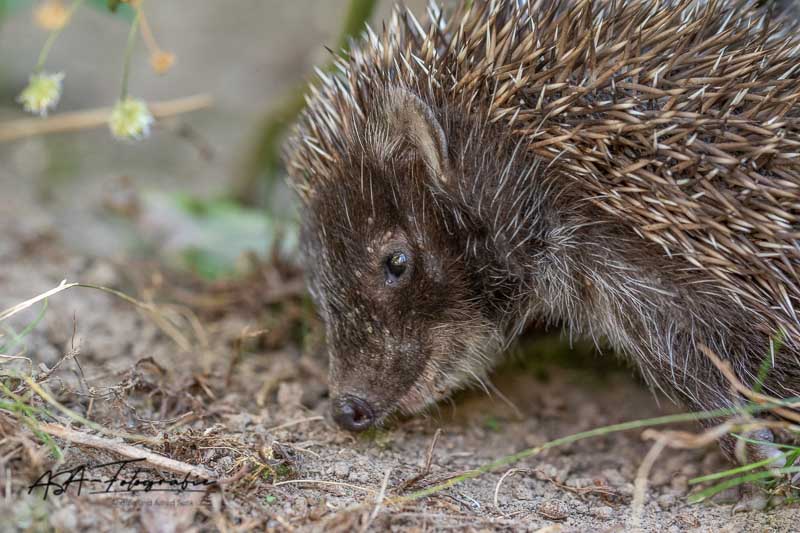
[17,72,64,116]
[108,97,154,140]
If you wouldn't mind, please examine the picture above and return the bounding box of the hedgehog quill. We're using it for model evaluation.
[285,0,800,465]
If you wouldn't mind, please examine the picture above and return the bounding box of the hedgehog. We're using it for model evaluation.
[284,0,800,467]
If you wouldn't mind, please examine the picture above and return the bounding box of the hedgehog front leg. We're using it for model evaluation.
[570,238,793,504]
[719,429,787,512]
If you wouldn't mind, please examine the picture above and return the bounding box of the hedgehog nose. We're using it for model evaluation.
[331,395,375,432]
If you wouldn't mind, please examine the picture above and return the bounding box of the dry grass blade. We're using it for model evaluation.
[272,479,377,494]
[22,377,162,446]
[493,468,530,509]
[699,344,800,423]
[361,467,392,532]
[630,436,668,529]
[0,280,193,351]
[0,280,77,322]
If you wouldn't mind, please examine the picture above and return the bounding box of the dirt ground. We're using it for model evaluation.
[2,218,799,532]
[1,1,799,531]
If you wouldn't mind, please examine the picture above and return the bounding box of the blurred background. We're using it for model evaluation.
[0,0,425,277]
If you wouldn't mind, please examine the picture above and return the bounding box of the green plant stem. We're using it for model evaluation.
[35,0,85,72]
[119,0,142,100]
[389,400,800,504]
[690,451,792,484]
[688,466,800,503]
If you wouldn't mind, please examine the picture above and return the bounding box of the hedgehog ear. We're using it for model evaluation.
[384,87,451,184]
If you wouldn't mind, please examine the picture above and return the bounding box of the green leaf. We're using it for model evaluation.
[134,191,299,280]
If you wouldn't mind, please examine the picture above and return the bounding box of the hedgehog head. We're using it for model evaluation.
[287,84,516,430]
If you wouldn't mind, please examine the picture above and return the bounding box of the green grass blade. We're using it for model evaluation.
[689,466,800,503]
[689,452,791,484]
[0,299,48,354]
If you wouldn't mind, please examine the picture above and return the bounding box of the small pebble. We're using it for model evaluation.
[600,468,627,487]
[657,493,676,509]
[592,505,614,519]
[333,462,350,479]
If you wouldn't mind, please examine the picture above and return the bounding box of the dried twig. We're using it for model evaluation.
[397,428,442,492]
[361,467,392,532]
[0,94,213,143]
[531,468,618,500]
[37,422,215,480]
[0,354,33,375]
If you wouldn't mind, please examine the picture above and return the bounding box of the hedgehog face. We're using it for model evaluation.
[297,88,504,431]
[300,163,502,431]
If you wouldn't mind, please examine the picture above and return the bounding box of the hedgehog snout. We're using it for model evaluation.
[331,394,376,432]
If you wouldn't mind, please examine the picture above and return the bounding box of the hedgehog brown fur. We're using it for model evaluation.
[285,0,800,461]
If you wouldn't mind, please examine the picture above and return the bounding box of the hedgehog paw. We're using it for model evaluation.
[738,429,786,471]
[729,429,788,513]
[732,484,771,513]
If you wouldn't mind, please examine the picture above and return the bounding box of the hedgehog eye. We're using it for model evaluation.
[384,251,409,284]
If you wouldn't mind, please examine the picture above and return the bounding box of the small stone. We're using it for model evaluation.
[732,486,770,512]
[600,468,627,487]
[333,462,350,479]
[617,482,635,496]
[536,463,560,481]
[537,500,568,521]
[592,505,614,519]
[650,468,672,487]
[657,493,676,509]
